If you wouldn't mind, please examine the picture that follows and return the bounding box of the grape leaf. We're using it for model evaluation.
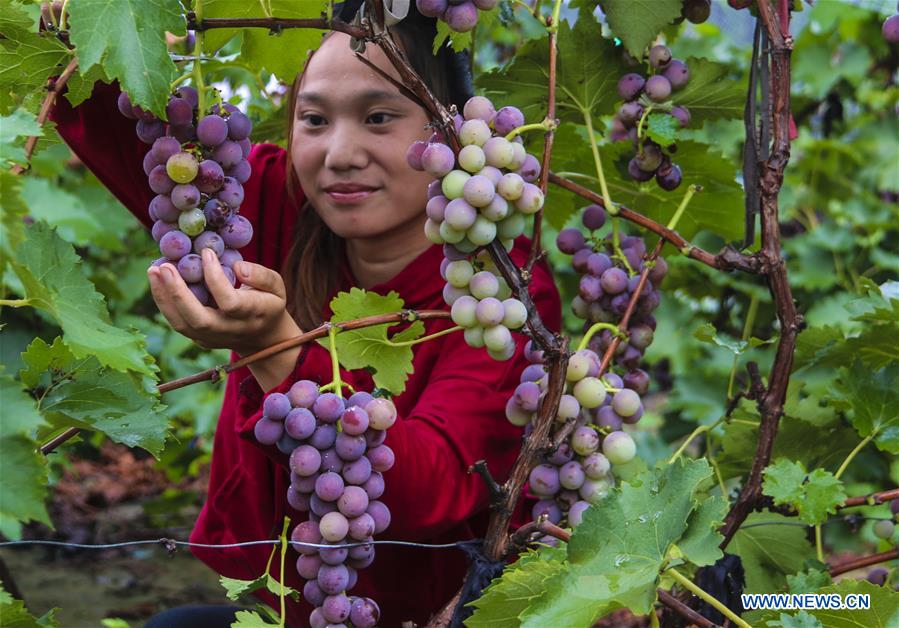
[517,459,715,627]
[645,113,678,147]
[465,548,567,628]
[0,108,42,167]
[762,459,846,525]
[674,57,747,125]
[728,512,816,594]
[676,494,727,567]
[832,362,899,454]
[21,337,169,456]
[764,611,824,628]
[753,580,899,628]
[203,0,328,83]
[0,588,58,628]
[0,375,51,540]
[67,0,185,117]
[0,170,28,271]
[601,0,682,59]
[20,178,107,248]
[786,568,832,594]
[63,64,112,108]
[476,15,628,129]
[0,6,69,102]
[230,610,275,627]
[10,222,156,375]
[325,288,424,395]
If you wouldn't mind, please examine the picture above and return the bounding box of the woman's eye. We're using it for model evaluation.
[301,114,326,127]
[367,112,393,125]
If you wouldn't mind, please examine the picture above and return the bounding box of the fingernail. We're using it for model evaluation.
[162,266,175,281]
[235,262,249,278]
[201,248,212,262]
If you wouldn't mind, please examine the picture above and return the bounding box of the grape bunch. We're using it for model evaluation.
[407,96,544,360]
[254,382,397,627]
[117,88,254,306]
[610,45,692,191]
[415,0,498,33]
[505,205,667,535]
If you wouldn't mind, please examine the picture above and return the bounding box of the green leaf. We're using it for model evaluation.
[762,459,846,525]
[0,108,42,166]
[0,170,28,272]
[765,611,824,628]
[0,587,58,627]
[100,620,131,628]
[219,574,268,601]
[755,580,899,628]
[786,568,832,594]
[325,288,424,395]
[728,512,816,594]
[63,64,112,108]
[477,15,628,129]
[0,375,51,538]
[21,337,169,456]
[518,459,715,627]
[674,57,746,125]
[0,16,69,101]
[833,362,899,454]
[644,112,678,147]
[10,222,155,375]
[229,609,277,627]
[601,0,682,59]
[435,19,472,54]
[465,548,566,628]
[67,0,185,117]
[677,495,727,567]
[203,1,328,83]
[19,178,107,248]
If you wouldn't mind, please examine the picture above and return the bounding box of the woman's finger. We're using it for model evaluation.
[147,265,189,332]
[233,260,287,300]
[201,248,244,315]
[159,262,217,333]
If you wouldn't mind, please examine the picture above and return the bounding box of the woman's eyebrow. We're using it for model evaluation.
[296,89,404,106]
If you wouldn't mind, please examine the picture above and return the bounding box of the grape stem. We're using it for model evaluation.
[192,0,206,114]
[277,516,289,627]
[375,325,463,348]
[577,322,624,352]
[508,0,546,26]
[666,184,699,231]
[834,433,875,480]
[169,71,194,91]
[814,524,824,563]
[504,117,557,142]
[0,299,35,307]
[636,105,654,151]
[325,324,343,395]
[666,568,751,628]
[668,421,716,465]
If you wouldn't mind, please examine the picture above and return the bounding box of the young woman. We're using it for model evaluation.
[51,6,560,626]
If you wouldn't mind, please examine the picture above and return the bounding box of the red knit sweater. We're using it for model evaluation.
[51,82,562,626]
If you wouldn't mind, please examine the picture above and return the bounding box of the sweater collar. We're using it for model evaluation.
[337,243,445,308]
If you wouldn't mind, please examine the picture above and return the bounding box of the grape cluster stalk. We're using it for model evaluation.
[118,88,254,305]
[407,95,545,361]
[611,45,692,191]
[504,204,667,538]
[255,383,397,626]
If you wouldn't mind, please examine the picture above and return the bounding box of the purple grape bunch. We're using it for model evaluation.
[407,96,544,360]
[254,381,397,627]
[503,205,667,536]
[117,88,254,306]
[415,0,498,33]
[610,45,692,191]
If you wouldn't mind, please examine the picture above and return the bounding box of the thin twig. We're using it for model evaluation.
[188,15,367,40]
[829,548,899,577]
[658,590,719,628]
[469,460,504,506]
[9,56,79,175]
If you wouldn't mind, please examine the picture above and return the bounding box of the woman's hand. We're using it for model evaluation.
[147,248,301,357]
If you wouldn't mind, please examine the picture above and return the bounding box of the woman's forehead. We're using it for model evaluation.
[299,32,403,94]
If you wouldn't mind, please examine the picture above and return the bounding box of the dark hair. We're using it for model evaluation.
[281,6,474,331]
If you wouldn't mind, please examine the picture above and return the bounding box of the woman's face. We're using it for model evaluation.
[291,32,434,241]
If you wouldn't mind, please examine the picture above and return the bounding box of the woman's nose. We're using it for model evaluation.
[324,122,370,171]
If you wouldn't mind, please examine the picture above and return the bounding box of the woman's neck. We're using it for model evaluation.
[346,214,432,289]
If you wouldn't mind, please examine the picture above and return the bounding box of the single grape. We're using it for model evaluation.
[117,92,137,119]
[873,519,895,540]
[602,431,636,465]
[528,464,561,497]
[458,144,487,173]
[482,136,514,169]
[663,59,690,90]
[492,106,525,136]
[148,165,176,195]
[417,0,449,18]
[884,14,899,43]
[217,176,245,209]
[151,136,182,164]
[422,143,456,178]
[502,298,527,329]
[671,106,691,128]
[496,172,525,201]
[177,208,205,237]
[683,0,711,23]
[514,183,544,214]
[212,140,242,169]
[176,253,203,283]
[496,212,526,240]
[463,95,496,122]
[866,568,888,586]
[187,282,210,305]
[349,597,380,628]
[583,453,611,479]
[656,163,682,191]
[571,426,600,456]
[568,500,591,527]
[649,45,672,69]
[618,101,644,127]
[166,97,193,126]
[136,119,165,144]
[253,416,284,445]
[559,461,586,491]
[442,170,472,200]
[467,215,497,246]
[227,111,252,141]
[290,445,322,477]
[366,500,391,534]
[151,220,177,243]
[462,175,496,208]
[459,118,492,146]
[617,73,646,100]
[645,75,672,102]
[556,228,586,254]
[321,593,352,623]
[159,230,192,260]
[219,214,253,248]
[483,324,513,353]
[582,204,606,231]
[365,398,397,431]
[628,157,656,182]
[469,271,499,299]
[579,477,613,504]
